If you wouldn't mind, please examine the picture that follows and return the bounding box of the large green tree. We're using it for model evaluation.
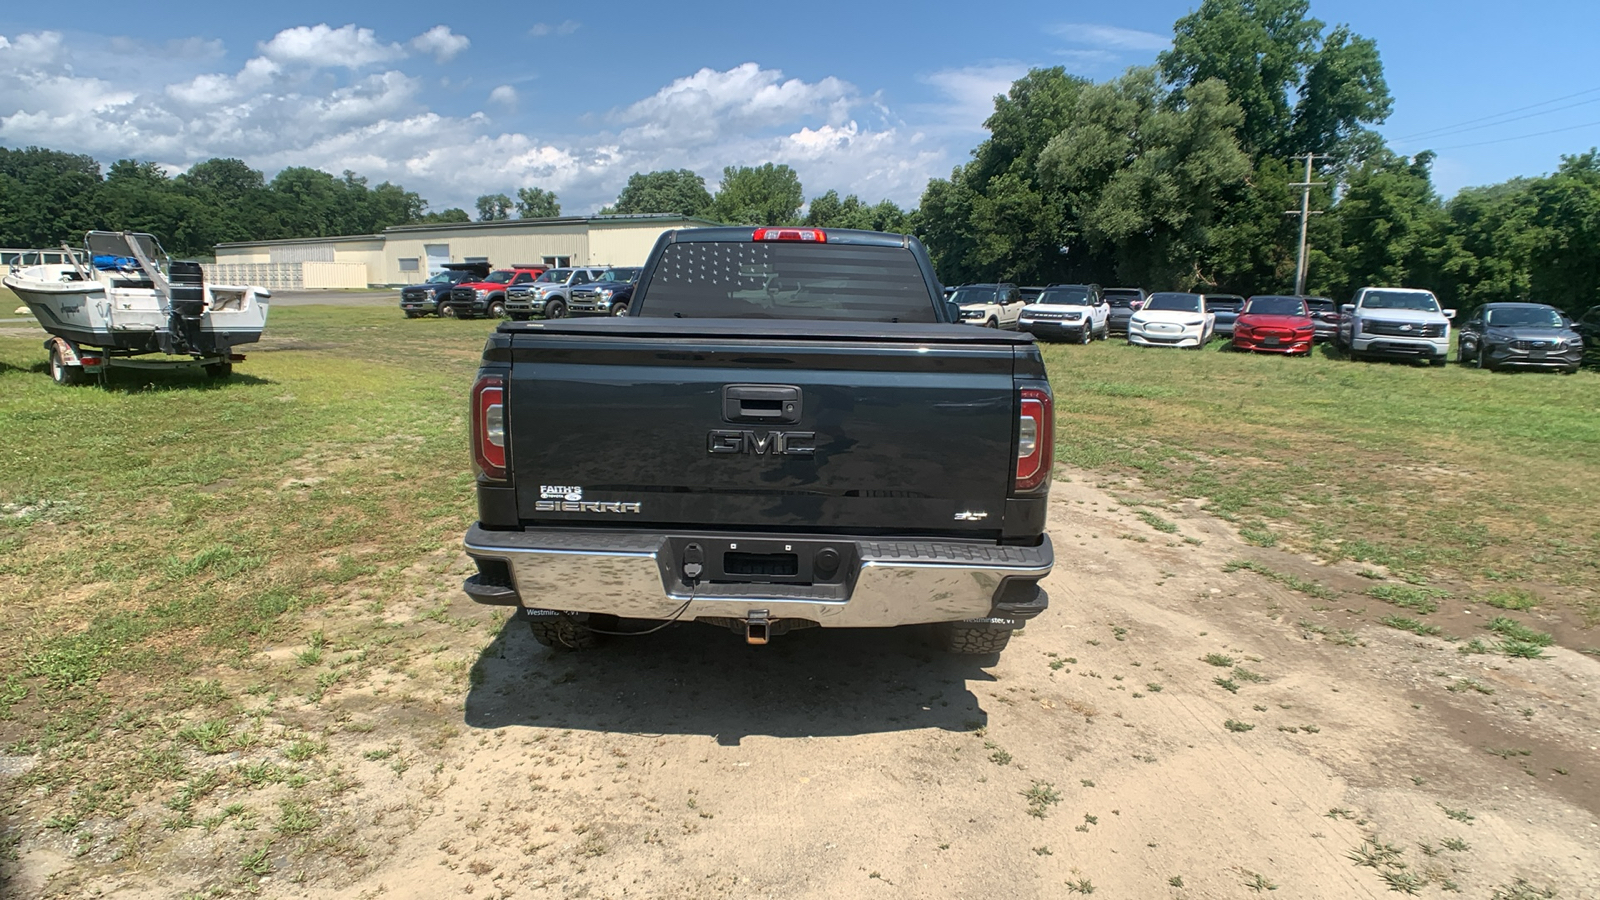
[1038,70,1253,289]
[707,163,804,225]
[610,169,713,217]
[804,190,910,232]
[1160,0,1391,162]
[515,187,561,218]
[475,193,513,221]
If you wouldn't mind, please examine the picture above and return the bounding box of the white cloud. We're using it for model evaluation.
[258,24,405,70]
[409,25,469,63]
[0,30,952,215]
[919,64,1028,133]
[1051,23,1170,52]
[528,21,581,37]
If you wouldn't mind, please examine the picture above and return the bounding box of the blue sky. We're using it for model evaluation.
[1,0,1594,215]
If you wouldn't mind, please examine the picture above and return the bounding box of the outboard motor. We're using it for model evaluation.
[167,260,207,354]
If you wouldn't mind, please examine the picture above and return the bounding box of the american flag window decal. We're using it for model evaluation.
[642,241,936,323]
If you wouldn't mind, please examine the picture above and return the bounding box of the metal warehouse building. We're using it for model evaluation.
[208,213,721,290]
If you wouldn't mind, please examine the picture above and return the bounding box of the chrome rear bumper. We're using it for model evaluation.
[463,524,1052,627]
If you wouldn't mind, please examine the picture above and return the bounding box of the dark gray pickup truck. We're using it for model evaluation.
[461,226,1055,655]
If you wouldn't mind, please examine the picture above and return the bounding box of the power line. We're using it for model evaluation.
[1394,96,1600,145]
[1390,85,1600,142]
[1427,118,1600,152]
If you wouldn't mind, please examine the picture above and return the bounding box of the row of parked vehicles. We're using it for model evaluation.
[399,262,642,320]
[948,282,1588,373]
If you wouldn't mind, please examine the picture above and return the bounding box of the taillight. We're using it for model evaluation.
[471,374,506,481]
[752,227,827,243]
[1015,387,1054,493]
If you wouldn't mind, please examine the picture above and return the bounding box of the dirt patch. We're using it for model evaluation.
[5,469,1597,898]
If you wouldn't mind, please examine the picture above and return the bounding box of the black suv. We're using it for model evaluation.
[399,262,490,318]
[1104,288,1148,334]
[567,267,643,317]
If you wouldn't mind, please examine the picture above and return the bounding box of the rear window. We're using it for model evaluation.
[638,242,937,322]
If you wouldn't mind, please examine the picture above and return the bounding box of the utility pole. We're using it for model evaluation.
[1286,153,1330,296]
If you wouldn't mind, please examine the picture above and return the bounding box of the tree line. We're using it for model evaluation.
[3,0,1596,316]
[915,0,1600,317]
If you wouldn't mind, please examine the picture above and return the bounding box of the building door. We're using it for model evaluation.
[424,244,450,276]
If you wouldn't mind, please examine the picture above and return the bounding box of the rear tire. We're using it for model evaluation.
[934,623,1012,655]
[48,345,83,386]
[529,616,603,650]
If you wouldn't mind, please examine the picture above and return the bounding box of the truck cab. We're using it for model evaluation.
[505,267,609,320]
[1337,287,1454,366]
[444,265,547,319]
[399,262,489,317]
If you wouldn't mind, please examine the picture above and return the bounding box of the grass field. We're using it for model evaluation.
[0,307,1596,890]
[1040,339,1600,628]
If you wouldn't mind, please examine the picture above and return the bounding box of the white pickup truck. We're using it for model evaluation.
[950,283,1024,329]
[1017,284,1108,343]
[1336,287,1454,366]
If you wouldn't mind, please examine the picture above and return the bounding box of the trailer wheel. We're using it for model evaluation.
[48,345,84,386]
[204,362,233,379]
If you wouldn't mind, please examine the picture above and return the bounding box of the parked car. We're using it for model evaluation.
[1336,287,1454,366]
[1456,302,1583,373]
[399,262,489,318]
[462,226,1054,657]
[1233,295,1315,355]
[1204,294,1246,337]
[1127,292,1214,348]
[950,283,1024,329]
[443,265,546,319]
[1575,305,1600,362]
[1019,286,1047,303]
[505,267,609,320]
[1017,284,1107,343]
[567,267,643,317]
[1103,288,1148,334]
[1301,296,1339,343]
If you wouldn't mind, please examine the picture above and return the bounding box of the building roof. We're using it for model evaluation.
[216,213,725,249]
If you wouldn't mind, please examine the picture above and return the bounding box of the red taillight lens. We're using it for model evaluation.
[471,374,506,481]
[752,227,827,243]
[1015,387,1054,493]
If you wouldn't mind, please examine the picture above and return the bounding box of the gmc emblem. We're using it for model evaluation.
[707,429,817,457]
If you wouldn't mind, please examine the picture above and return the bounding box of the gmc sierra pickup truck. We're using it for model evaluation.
[461,226,1056,656]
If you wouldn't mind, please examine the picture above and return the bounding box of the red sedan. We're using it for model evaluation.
[1233,295,1316,355]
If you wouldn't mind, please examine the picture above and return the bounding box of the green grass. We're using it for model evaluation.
[1380,616,1444,637]
[1039,341,1600,633]
[1366,584,1448,614]
[1223,559,1339,600]
[1483,617,1553,646]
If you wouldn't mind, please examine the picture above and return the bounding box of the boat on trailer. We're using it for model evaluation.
[2,231,270,384]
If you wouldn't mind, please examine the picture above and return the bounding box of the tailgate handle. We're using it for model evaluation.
[723,384,802,423]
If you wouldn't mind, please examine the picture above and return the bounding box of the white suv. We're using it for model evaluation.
[1337,287,1454,366]
[1018,284,1108,343]
[950,283,1023,329]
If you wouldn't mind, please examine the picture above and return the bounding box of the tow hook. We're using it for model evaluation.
[744,610,771,645]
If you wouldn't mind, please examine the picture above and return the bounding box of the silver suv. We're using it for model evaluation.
[505,267,608,320]
[1337,287,1455,366]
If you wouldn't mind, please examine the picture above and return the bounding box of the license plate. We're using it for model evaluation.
[1265,336,1280,346]
[1530,350,1546,360]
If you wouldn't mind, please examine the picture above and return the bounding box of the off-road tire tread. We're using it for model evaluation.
[529,618,602,650]
[935,623,1012,654]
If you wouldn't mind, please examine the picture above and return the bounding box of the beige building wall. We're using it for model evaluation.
[214,245,271,264]
[589,223,686,268]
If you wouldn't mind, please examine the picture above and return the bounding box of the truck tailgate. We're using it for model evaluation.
[503,321,1024,537]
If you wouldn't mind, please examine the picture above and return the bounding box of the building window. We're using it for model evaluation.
[398,257,420,272]
[542,255,570,267]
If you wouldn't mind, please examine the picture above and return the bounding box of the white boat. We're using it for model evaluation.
[3,231,270,381]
